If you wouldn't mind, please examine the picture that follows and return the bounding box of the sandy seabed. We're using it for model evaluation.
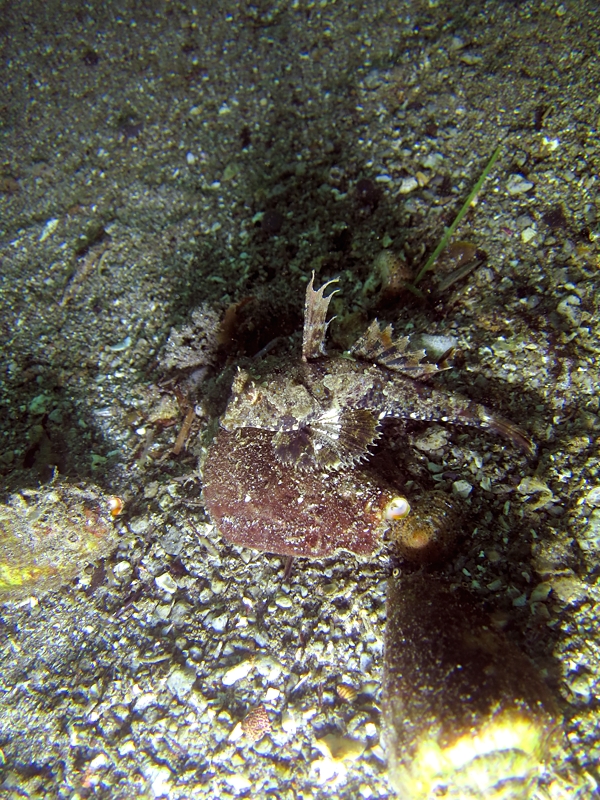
[1,1,599,797]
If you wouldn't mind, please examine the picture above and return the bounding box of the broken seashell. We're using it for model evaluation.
[383,572,562,799]
[0,483,121,601]
[390,491,462,564]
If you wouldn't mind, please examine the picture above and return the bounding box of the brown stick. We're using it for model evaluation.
[172,407,195,455]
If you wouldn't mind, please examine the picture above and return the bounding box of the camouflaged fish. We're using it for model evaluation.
[220,274,534,470]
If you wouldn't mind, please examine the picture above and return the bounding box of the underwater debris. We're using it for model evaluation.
[0,483,121,602]
[241,704,271,743]
[413,143,502,286]
[383,571,562,800]
[369,249,414,303]
[390,490,463,564]
[60,239,111,307]
[220,273,534,469]
[202,427,401,558]
[172,406,196,455]
[160,302,222,372]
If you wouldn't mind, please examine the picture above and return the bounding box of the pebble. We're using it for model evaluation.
[209,613,229,633]
[228,722,244,742]
[253,737,272,755]
[417,334,457,359]
[29,393,52,414]
[224,774,252,793]
[39,217,59,242]
[108,336,132,352]
[166,667,196,701]
[160,527,185,556]
[459,51,483,65]
[422,152,444,169]
[581,509,600,550]
[89,753,109,770]
[521,226,537,243]
[359,653,372,672]
[506,173,534,195]
[316,733,365,762]
[364,69,384,89]
[568,672,594,703]
[529,582,552,603]
[118,740,136,756]
[398,176,419,194]
[281,710,297,734]
[154,604,172,620]
[113,561,132,580]
[584,487,600,507]
[550,575,588,605]
[223,660,253,686]
[133,693,157,713]
[274,592,293,609]
[147,765,172,798]
[452,479,473,499]
[255,655,282,681]
[556,295,582,327]
[155,573,178,594]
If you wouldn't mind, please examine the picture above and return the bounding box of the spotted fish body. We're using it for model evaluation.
[221,274,534,469]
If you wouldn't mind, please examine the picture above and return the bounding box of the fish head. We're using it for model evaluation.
[220,367,317,433]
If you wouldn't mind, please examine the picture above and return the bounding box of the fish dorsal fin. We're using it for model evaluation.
[302,272,338,362]
[351,320,449,378]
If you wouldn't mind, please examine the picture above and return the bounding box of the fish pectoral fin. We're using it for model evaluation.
[272,428,316,470]
[336,408,382,461]
[310,408,382,470]
[272,409,382,471]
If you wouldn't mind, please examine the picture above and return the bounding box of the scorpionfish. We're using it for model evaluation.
[220,274,534,470]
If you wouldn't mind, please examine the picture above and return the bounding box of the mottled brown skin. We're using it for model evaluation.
[202,427,400,557]
[221,354,533,471]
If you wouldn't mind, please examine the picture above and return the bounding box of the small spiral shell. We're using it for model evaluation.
[389,490,463,564]
[384,496,411,521]
[107,496,125,517]
[336,683,358,702]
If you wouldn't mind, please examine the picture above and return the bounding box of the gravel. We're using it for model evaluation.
[1,0,600,798]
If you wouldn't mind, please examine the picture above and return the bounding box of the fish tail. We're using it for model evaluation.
[471,405,536,455]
